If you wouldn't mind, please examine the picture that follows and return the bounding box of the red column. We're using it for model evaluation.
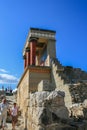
[30,39,37,65]
[26,47,30,66]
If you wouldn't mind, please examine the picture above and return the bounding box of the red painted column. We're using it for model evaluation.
[30,39,37,65]
[26,47,30,66]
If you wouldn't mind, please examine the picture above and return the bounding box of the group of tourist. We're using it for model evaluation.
[0,97,18,130]
[5,87,13,93]
[1,86,13,96]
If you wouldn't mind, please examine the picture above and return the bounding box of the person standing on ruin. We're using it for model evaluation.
[11,103,18,130]
[0,97,10,130]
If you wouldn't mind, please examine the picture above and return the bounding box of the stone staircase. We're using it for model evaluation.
[51,58,87,107]
[51,58,72,108]
[51,58,70,84]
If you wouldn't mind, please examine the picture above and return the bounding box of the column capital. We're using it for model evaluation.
[23,55,26,59]
[26,47,30,52]
[29,37,38,42]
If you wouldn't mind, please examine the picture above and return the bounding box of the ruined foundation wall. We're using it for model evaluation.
[27,91,70,130]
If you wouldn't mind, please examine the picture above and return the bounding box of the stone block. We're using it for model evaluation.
[38,80,52,91]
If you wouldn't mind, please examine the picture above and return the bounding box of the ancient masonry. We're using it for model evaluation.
[17,28,87,130]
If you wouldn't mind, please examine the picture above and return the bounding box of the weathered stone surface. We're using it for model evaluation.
[69,122,86,130]
[83,99,87,108]
[70,105,84,118]
[38,80,50,91]
[28,90,69,130]
[46,123,76,130]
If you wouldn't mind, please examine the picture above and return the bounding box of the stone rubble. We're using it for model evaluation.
[27,88,87,130]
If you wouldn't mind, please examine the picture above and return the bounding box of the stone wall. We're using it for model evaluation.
[64,66,87,83]
[17,66,51,129]
[69,83,87,104]
[29,67,51,92]
[17,68,29,116]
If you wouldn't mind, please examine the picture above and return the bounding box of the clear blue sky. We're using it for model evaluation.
[0,0,87,89]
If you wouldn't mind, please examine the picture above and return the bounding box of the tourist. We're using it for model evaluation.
[0,97,10,130]
[11,103,18,130]
[5,88,7,92]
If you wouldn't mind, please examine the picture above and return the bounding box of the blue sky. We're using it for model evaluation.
[0,0,87,89]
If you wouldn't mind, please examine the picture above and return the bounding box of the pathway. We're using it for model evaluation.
[0,95,24,130]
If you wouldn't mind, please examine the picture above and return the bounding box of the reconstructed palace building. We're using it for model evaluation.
[17,28,87,130]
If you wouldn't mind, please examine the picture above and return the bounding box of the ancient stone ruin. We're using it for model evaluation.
[17,28,87,130]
